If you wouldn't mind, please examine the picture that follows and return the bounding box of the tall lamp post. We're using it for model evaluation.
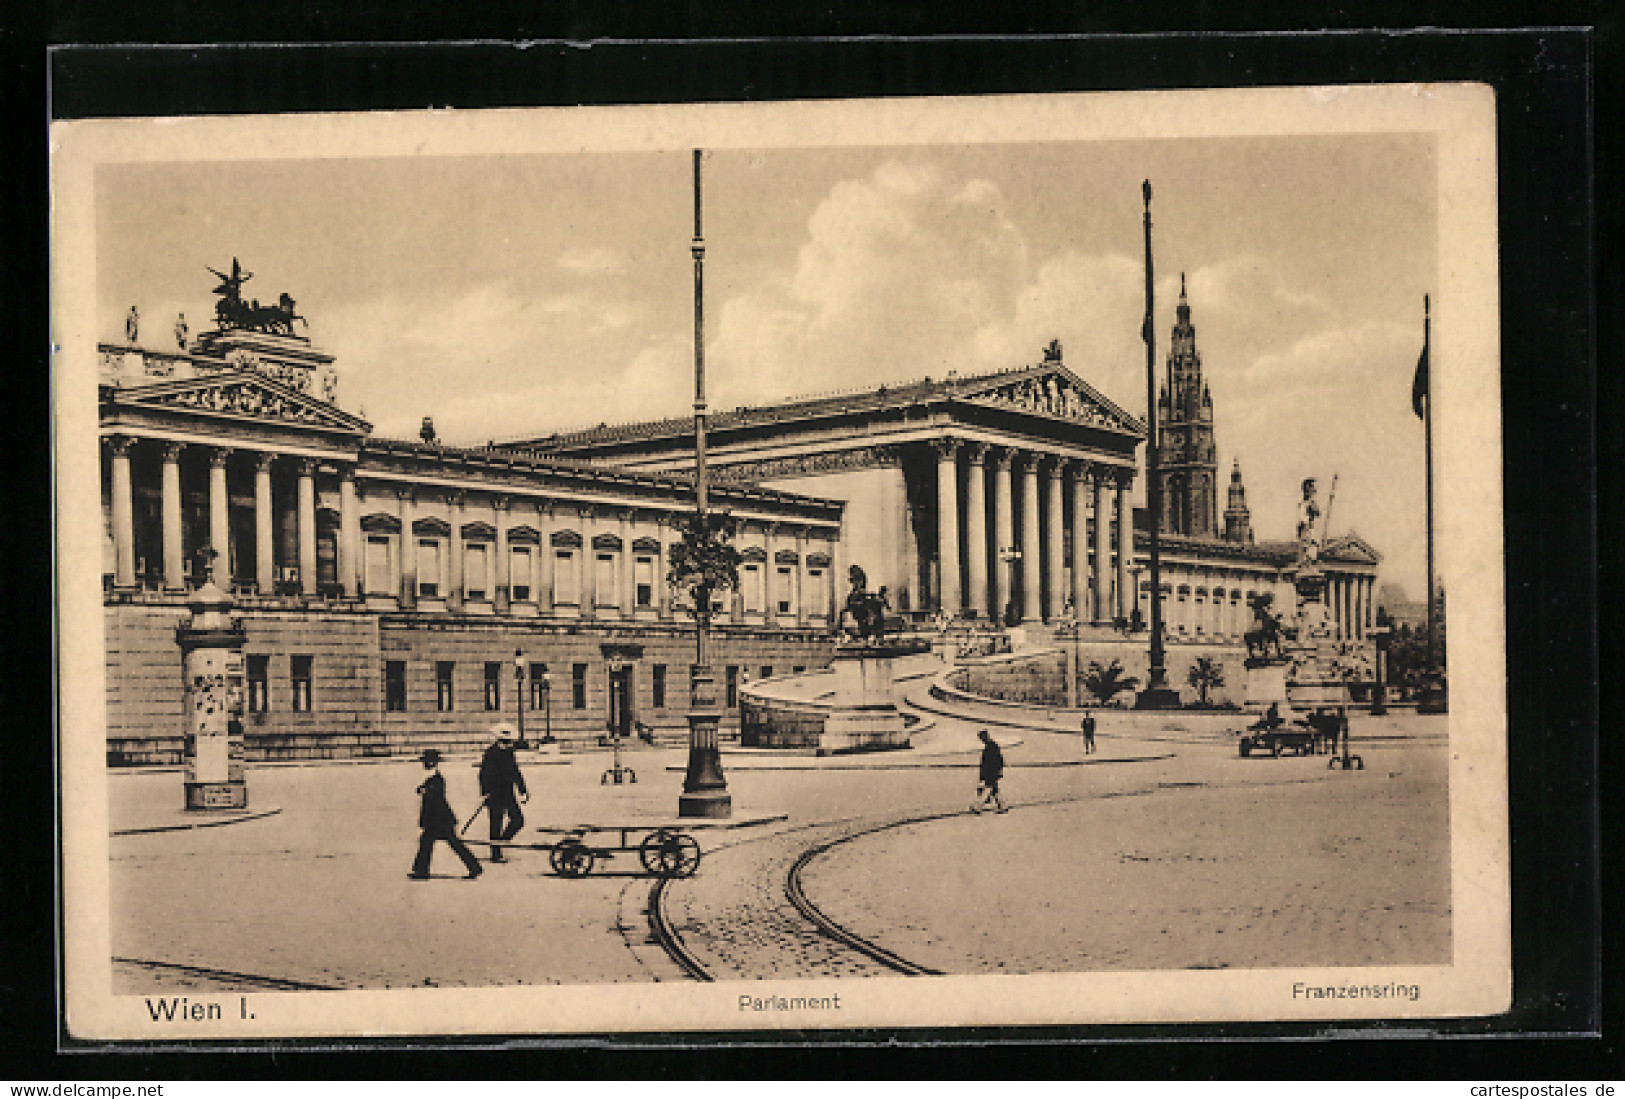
[679,148,732,819]
[1136,179,1180,709]
[512,649,528,749]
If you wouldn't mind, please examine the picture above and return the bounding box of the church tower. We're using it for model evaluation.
[1224,458,1254,544]
[1156,274,1220,537]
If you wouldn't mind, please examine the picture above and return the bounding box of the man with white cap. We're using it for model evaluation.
[478,724,529,863]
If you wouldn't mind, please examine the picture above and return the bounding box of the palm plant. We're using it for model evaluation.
[1186,656,1225,706]
[666,510,741,613]
[1083,659,1139,705]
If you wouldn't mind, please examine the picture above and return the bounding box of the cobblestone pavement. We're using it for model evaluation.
[107,711,1448,989]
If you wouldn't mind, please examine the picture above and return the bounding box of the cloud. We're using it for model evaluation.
[556,246,626,273]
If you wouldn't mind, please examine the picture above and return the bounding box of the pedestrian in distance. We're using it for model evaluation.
[478,724,529,863]
[410,749,482,881]
[971,730,1008,814]
[1081,709,1097,754]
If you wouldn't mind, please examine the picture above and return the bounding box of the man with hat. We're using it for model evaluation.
[410,748,483,880]
[477,724,529,863]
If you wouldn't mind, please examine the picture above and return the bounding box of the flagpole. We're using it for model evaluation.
[1423,294,1436,688]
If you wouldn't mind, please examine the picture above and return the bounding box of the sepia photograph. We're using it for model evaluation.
[53,84,1509,1038]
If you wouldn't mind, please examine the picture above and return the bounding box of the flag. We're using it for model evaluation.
[1412,295,1430,419]
[1411,340,1428,419]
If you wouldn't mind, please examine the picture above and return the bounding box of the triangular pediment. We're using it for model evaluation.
[1323,531,1383,565]
[955,364,1144,435]
[107,370,371,434]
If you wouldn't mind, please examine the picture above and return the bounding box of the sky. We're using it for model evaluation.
[96,132,1436,599]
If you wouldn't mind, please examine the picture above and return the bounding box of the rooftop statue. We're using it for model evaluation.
[1296,477,1322,567]
[207,258,308,337]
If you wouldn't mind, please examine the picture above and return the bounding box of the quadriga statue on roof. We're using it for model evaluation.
[207,259,308,337]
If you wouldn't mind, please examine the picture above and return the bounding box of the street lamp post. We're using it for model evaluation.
[512,648,528,749]
[679,147,732,819]
[1136,179,1180,709]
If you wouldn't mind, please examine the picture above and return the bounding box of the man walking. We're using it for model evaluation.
[1081,709,1097,753]
[410,749,482,880]
[972,730,1008,814]
[478,724,529,863]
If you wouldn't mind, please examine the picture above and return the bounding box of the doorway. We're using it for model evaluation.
[607,663,634,740]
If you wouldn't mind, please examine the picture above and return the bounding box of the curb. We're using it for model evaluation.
[112,805,284,836]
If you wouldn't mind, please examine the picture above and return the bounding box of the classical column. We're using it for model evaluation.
[1045,459,1066,622]
[493,496,511,614]
[1116,470,1134,622]
[620,510,635,619]
[296,460,317,597]
[656,514,672,621]
[254,453,275,595]
[991,449,1015,623]
[934,438,961,614]
[208,448,232,586]
[110,436,136,589]
[398,488,417,609]
[446,493,465,610]
[537,503,555,615]
[964,443,989,619]
[160,442,184,590]
[339,469,360,599]
[580,507,598,619]
[762,524,779,628]
[1019,454,1042,624]
[794,527,809,627]
[1070,464,1089,621]
[1092,467,1111,625]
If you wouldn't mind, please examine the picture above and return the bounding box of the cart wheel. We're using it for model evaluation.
[550,840,595,878]
[653,831,702,878]
[639,829,673,874]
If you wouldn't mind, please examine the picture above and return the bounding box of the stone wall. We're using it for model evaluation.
[956,638,1250,709]
[103,602,836,764]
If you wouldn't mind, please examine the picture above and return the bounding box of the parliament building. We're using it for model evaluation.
[99,277,1379,763]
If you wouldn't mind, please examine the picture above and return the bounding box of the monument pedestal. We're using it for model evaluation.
[818,645,911,754]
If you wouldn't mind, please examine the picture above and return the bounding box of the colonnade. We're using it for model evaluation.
[934,438,1134,624]
[104,434,837,627]
[1325,573,1376,640]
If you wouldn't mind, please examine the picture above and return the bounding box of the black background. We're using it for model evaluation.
[4,6,1611,1082]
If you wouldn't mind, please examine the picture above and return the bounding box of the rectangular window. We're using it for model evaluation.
[725,666,740,708]
[743,564,763,613]
[808,568,824,614]
[554,549,578,605]
[529,662,548,709]
[385,661,407,712]
[511,546,533,602]
[418,539,441,597]
[436,661,455,712]
[290,654,313,713]
[572,663,588,710]
[595,553,616,606]
[465,543,489,600]
[652,664,666,709]
[365,535,393,596]
[777,567,793,615]
[635,555,655,608]
[246,654,270,714]
[760,665,773,682]
[483,662,501,711]
[793,666,805,674]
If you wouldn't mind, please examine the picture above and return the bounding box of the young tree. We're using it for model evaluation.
[1083,659,1140,705]
[666,511,742,614]
[1186,656,1225,706]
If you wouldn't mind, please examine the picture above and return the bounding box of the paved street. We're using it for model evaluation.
[109,710,1450,992]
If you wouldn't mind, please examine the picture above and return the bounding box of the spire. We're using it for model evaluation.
[1224,457,1253,544]
[1176,271,1191,327]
